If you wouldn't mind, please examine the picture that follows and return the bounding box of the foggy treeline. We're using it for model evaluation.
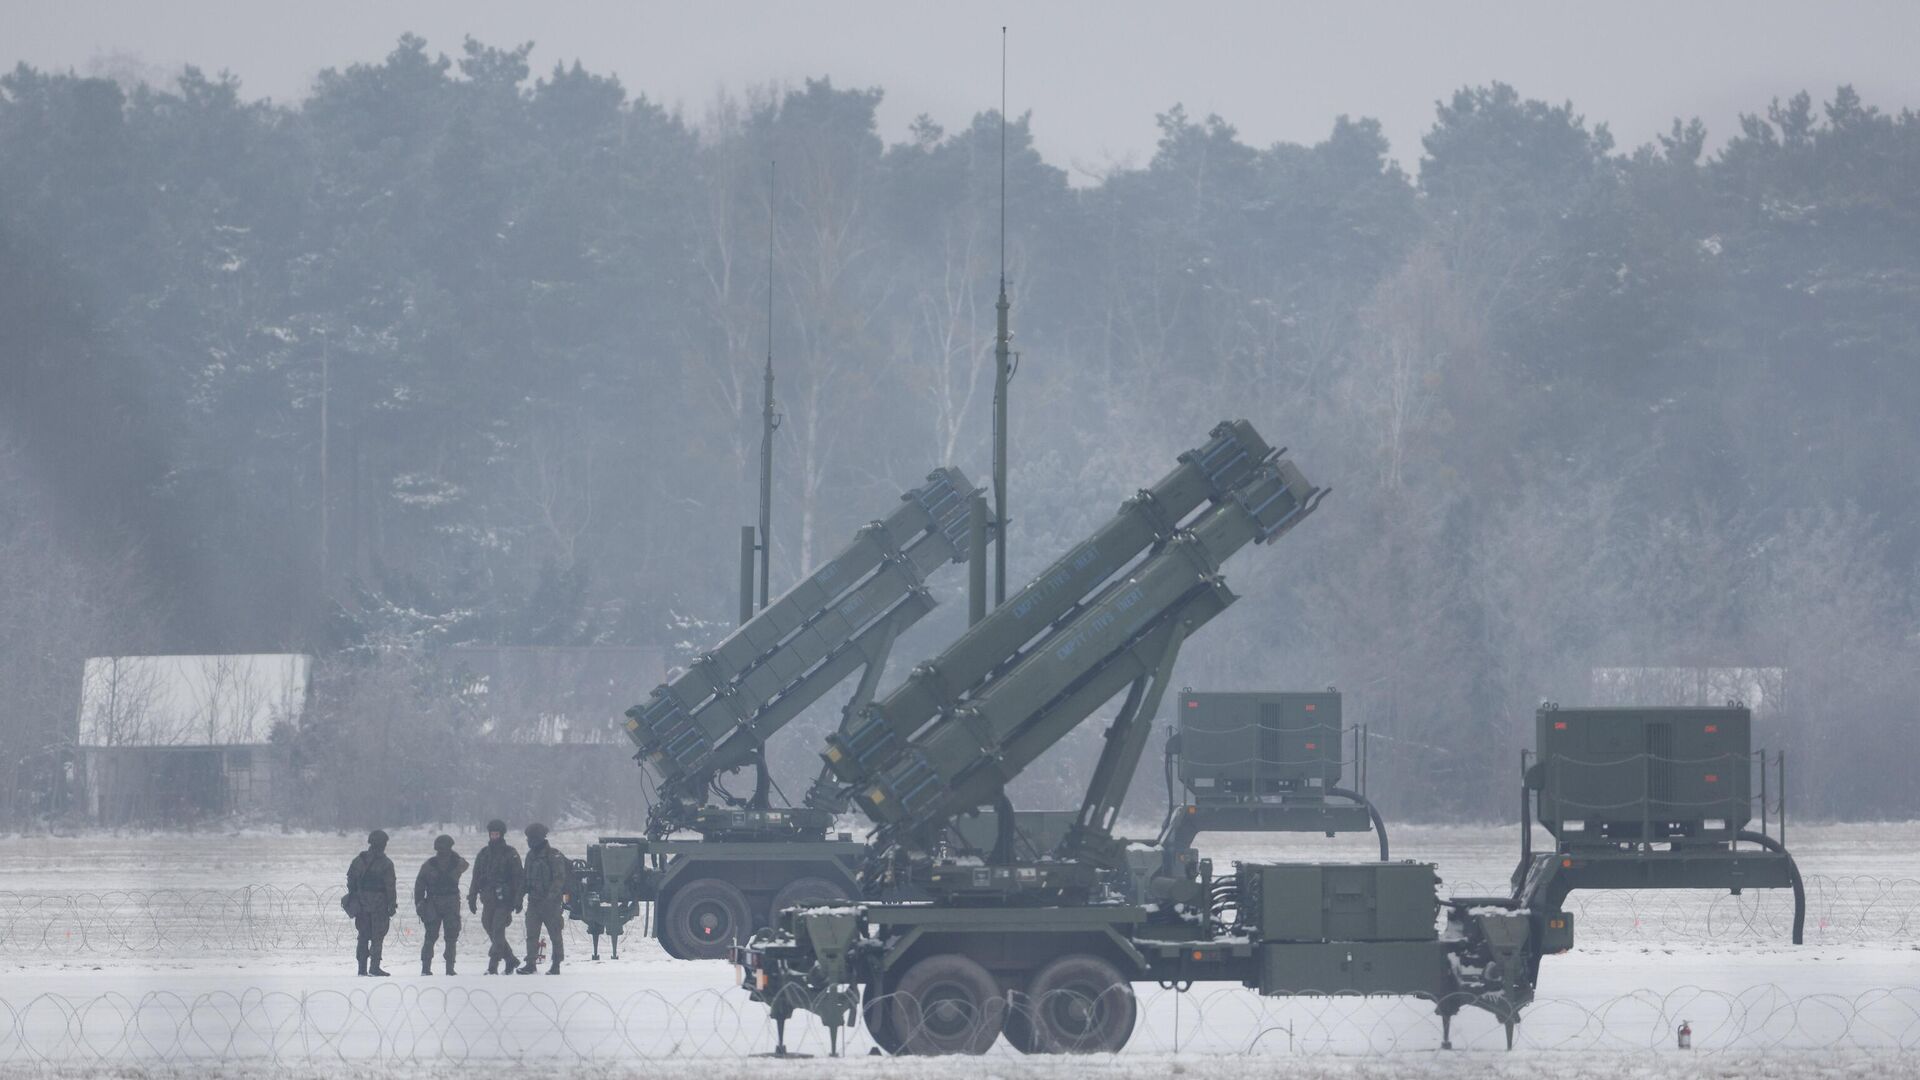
[2,35,1916,827]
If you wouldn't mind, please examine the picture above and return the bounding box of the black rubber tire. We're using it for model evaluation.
[1002,989,1041,1053]
[1022,953,1136,1053]
[768,876,849,921]
[655,910,685,960]
[658,878,750,961]
[862,982,906,1056]
[888,953,1005,1055]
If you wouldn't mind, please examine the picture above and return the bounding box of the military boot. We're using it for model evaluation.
[421,959,433,976]
[421,943,434,975]
[356,939,369,976]
[445,947,456,976]
[547,960,561,975]
[517,959,538,975]
[486,956,499,975]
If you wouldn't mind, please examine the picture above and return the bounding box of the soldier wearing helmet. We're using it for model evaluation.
[414,834,469,975]
[346,829,397,976]
[468,818,524,974]
[517,822,571,975]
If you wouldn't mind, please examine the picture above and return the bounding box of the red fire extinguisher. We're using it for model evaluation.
[1677,1020,1692,1050]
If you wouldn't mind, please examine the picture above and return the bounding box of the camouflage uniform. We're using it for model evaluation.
[468,819,523,974]
[347,830,397,976]
[518,823,570,974]
[414,835,469,975]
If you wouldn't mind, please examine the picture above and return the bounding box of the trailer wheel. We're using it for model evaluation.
[659,878,750,961]
[861,983,906,1056]
[1021,953,1135,1053]
[888,953,1005,1055]
[1002,990,1040,1053]
[769,876,848,919]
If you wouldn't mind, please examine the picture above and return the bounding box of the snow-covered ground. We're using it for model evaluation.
[0,822,1913,1076]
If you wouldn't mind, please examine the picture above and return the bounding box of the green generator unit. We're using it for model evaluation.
[1242,861,1450,1001]
[1243,861,1439,943]
[1178,690,1342,801]
[1534,705,1752,844]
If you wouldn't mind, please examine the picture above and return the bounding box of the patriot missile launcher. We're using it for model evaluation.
[568,469,977,959]
[735,423,1800,1057]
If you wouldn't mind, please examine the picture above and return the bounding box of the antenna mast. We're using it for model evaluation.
[992,26,1013,608]
[758,160,779,612]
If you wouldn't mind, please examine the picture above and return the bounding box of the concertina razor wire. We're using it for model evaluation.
[0,983,1915,1064]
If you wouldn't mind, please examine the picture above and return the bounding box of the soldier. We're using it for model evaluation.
[517,822,570,975]
[347,829,397,976]
[414,834,469,975]
[467,818,523,975]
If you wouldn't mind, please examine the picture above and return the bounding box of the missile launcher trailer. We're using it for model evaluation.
[735,423,1806,1057]
[569,811,1073,961]
[736,421,1562,1056]
[738,421,1558,1051]
[567,469,979,959]
[1164,690,1388,863]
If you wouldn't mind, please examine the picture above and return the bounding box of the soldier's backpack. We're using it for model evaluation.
[342,851,372,917]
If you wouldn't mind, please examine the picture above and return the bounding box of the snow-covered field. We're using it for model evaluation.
[0,822,1914,1077]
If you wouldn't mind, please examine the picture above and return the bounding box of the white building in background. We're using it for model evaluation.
[75,654,310,823]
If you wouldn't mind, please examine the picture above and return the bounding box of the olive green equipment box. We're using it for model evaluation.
[1452,702,1807,1004]
[1516,704,1802,937]
[1166,690,1388,861]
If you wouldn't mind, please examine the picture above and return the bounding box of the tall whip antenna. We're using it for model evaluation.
[991,26,1013,608]
[758,159,780,611]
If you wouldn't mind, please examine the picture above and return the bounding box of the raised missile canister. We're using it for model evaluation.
[627,468,973,789]
[823,421,1279,788]
[852,455,1321,834]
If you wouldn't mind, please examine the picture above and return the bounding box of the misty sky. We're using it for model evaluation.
[10,0,1919,179]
